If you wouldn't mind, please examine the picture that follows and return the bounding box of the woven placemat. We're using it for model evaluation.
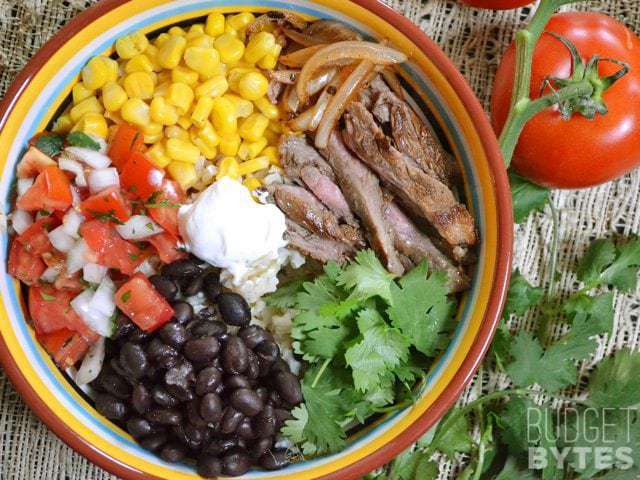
[1,1,638,479]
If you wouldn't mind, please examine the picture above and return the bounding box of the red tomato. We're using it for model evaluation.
[38,328,92,368]
[148,232,187,264]
[54,272,84,293]
[492,13,640,188]
[28,285,95,339]
[459,0,531,8]
[120,152,165,200]
[108,123,145,168]
[8,240,45,285]
[80,220,143,275]
[16,146,56,179]
[115,273,174,331]
[16,217,57,256]
[147,180,184,237]
[16,165,72,211]
[80,186,132,223]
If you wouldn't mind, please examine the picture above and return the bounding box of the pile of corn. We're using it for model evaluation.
[53,12,283,192]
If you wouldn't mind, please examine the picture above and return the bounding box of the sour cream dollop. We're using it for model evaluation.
[178,177,286,272]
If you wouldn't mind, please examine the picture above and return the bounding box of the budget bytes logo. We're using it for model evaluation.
[527,407,637,472]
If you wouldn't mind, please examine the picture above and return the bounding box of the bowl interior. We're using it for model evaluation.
[0,1,507,479]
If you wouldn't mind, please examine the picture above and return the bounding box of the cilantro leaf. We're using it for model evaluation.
[66,131,101,150]
[35,134,64,157]
[296,275,343,311]
[588,349,640,408]
[505,331,545,387]
[336,249,395,304]
[265,279,305,309]
[503,271,543,317]
[577,237,640,291]
[509,171,550,223]
[431,410,473,458]
[577,239,617,286]
[389,448,438,480]
[291,310,352,360]
[495,457,536,480]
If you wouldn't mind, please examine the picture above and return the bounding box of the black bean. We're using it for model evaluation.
[270,357,291,374]
[225,374,251,391]
[95,371,131,399]
[140,432,167,452]
[95,393,128,420]
[184,336,220,363]
[126,417,154,438]
[197,454,222,478]
[267,390,282,407]
[245,350,260,380]
[239,325,274,349]
[127,327,151,344]
[195,367,223,396]
[119,342,148,380]
[255,387,268,404]
[203,271,222,302]
[151,385,178,408]
[206,437,242,456]
[250,437,273,459]
[259,449,290,470]
[160,443,187,463]
[187,400,207,428]
[222,448,252,476]
[217,292,251,327]
[183,423,208,450]
[112,314,136,341]
[274,408,294,427]
[171,301,194,324]
[255,340,280,364]
[110,358,130,380]
[132,383,152,414]
[183,273,205,296]
[222,336,249,374]
[158,322,188,349]
[230,389,263,417]
[190,319,226,338]
[199,393,223,423]
[162,259,202,278]
[254,405,277,438]
[149,275,179,301]
[220,407,244,434]
[274,371,303,405]
[196,305,217,322]
[236,417,256,440]
[146,408,182,426]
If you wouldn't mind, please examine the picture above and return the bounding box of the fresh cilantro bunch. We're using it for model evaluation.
[267,250,456,455]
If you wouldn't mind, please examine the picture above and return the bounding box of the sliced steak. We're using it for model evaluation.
[384,201,470,292]
[279,134,335,179]
[285,219,354,264]
[342,102,477,252]
[322,131,405,276]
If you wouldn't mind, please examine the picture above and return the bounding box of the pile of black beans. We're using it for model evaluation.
[90,257,302,478]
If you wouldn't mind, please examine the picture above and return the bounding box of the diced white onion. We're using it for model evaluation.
[62,209,84,238]
[40,266,61,283]
[116,215,163,240]
[75,336,105,385]
[11,210,33,234]
[67,238,90,274]
[70,186,82,207]
[88,168,119,194]
[83,263,108,284]
[71,289,112,337]
[89,276,116,319]
[87,134,108,154]
[134,256,160,277]
[17,178,34,196]
[65,147,111,169]
[48,225,75,253]
[59,157,87,188]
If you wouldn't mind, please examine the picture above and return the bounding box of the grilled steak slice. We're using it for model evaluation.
[271,183,363,247]
[280,134,335,178]
[384,201,470,292]
[342,102,477,250]
[323,131,405,275]
[285,219,354,264]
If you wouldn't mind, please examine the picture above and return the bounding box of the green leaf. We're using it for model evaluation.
[577,237,640,291]
[265,279,305,309]
[577,239,617,286]
[505,331,545,388]
[337,249,395,304]
[35,134,64,157]
[292,310,352,360]
[588,349,640,408]
[66,131,101,150]
[39,290,56,301]
[487,322,512,371]
[503,271,543,317]
[495,457,536,480]
[509,171,550,223]
[389,447,438,480]
[120,290,131,303]
[432,410,473,458]
[296,275,343,311]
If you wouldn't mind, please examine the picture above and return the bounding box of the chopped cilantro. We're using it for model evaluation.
[121,290,131,303]
[66,131,100,150]
[89,210,124,225]
[35,134,64,157]
[39,291,56,301]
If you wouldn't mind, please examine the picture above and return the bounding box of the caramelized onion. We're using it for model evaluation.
[279,44,326,67]
[288,87,333,131]
[268,69,300,84]
[304,20,362,43]
[381,67,405,101]
[246,11,308,36]
[283,84,300,113]
[307,68,337,96]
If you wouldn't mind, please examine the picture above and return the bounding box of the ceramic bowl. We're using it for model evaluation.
[0,0,512,478]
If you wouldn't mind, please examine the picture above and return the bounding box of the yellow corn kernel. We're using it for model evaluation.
[224,25,239,39]
[239,113,269,142]
[238,137,267,160]
[81,56,118,90]
[144,44,162,71]
[166,138,200,164]
[244,32,276,64]
[120,98,151,126]
[158,35,187,69]
[52,113,74,134]
[171,66,199,86]
[205,13,225,37]
[227,66,256,91]
[105,110,124,125]
[165,125,190,141]
[214,34,245,65]
[216,156,240,180]
[115,31,149,59]
[219,133,241,156]
[224,93,253,118]
[238,155,270,176]
[154,33,171,48]
[70,96,104,122]
[72,112,109,139]
[195,75,229,98]
[261,145,280,166]
[72,83,94,105]
[254,97,279,120]
[167,161,197,190]
[243,177,262,191]
[227,12,255,31]
[191,97,215,127]
[184,47,220,79]
[177,116,193,130]
[197,121,221,148]
[187,24,205,39]
[237,71,269,101]
[257,44,282,69]
[166,82,194,115]
[142,131,164,144]
[153,81,171,98]
[169,26,187,37]
[192,137,218,160]
[210,97,237,135]
[123,71,155,99]
[187,34,215,49]
[125,54,155,74]
[150,96,179,126]
[147,142,172,168]
[101,81,127,112]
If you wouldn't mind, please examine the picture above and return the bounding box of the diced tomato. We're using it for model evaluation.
[115,273,174,332]
[80,219,142,275]
[120,152,165,200]
[16,217,57,255]
[17,165,73,212]
[16,146,56,179]
[38,328,92,368]
[80,186,132,223]
[28,285,96,340]
[108,123,145,168]
[147,180,184,237]
[148,232,187,264]
[8,240,45,285]
[54,271,84,293]
[41,251,65,269]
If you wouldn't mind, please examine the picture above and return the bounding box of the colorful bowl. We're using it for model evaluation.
[0,0,512,478]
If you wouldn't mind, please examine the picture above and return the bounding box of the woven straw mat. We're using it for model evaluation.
[0,0,639,479]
